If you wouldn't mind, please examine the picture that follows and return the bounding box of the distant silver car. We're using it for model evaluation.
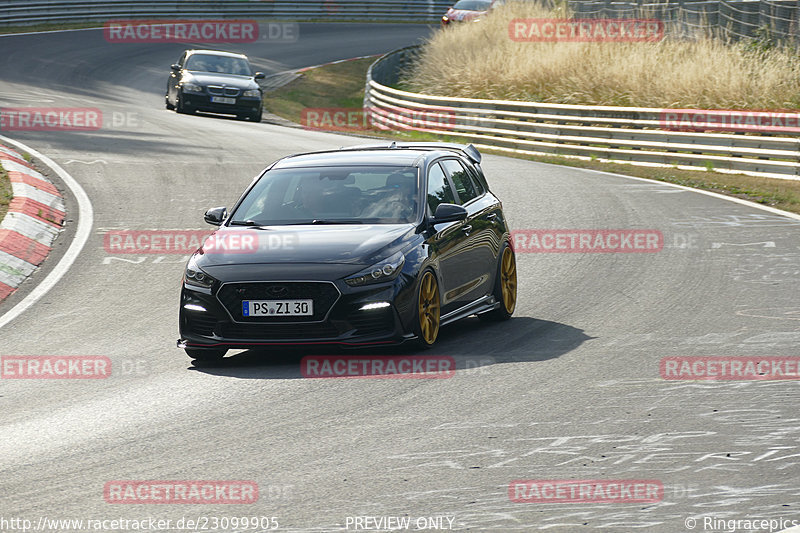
[165,49,265,121]
[441,0,502,25]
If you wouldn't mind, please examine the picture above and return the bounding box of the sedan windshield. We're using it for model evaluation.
[184,54,252,76]
[453,0,492,11]
[230,166,419,225]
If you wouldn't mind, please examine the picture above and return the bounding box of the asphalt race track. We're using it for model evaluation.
[1,22,800,533]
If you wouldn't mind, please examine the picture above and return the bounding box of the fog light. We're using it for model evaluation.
[360,302,390,311]
[183,304,207,312]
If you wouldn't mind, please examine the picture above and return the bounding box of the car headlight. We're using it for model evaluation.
[182,83,203,93]
[243,89,261,98]
[184,255,217,289]
[345,251,405,287]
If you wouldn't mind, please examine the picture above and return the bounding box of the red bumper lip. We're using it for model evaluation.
[177,337,412,349]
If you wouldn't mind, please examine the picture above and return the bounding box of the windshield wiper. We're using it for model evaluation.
[311,219,365,225]
[229,219,257,226]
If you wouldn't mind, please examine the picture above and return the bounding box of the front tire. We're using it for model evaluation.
[413,270,441,348]
[479,244,517,322]
[185,348,226,361]
[176,93,193,114]
[165,94,174,110]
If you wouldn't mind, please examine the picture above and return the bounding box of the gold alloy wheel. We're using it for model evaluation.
[500,247,517,314]
[418,271,440,345]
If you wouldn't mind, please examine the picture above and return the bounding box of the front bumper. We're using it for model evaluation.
[178,279,411,350]
[182,93,261,115]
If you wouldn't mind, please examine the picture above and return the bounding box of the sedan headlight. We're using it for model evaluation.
[243,89,261,98]
[345,251,405,287]
[184,255,217,289]
[182,83,203,93]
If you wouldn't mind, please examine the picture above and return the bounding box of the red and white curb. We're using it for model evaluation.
[0,144,65,302]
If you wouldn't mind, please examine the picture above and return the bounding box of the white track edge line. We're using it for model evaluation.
[0,27,105,38]
[567,166,800,221]
[0,135,94,330]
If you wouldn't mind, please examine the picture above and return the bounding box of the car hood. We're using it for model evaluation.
[182,71,258,90]
[194,224,417,269]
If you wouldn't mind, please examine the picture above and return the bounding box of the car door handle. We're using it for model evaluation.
[461,225,473,234]
[486,213,497,220]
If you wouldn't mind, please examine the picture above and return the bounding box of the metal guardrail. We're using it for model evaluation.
[364,46,800,180]
[2,0,797,42]
[0,0,452,25]
[569,0,800,43]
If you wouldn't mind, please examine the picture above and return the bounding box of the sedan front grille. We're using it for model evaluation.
[207,86,240,97]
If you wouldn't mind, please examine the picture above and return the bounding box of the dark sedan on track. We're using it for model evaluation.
[177,142,517,361]
[165,49,265,121]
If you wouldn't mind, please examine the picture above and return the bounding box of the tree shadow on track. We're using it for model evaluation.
[188,316,594,379]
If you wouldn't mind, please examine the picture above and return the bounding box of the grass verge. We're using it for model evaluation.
[266,58,800,215]
[0,162,12,221]
[264,58,374,123]
[0,22,106,35]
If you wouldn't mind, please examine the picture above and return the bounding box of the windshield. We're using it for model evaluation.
[453,0,491,11]
[230,166,420,225]
[184,54,252,76]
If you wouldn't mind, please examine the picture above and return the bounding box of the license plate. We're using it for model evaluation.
[242,300,313,317]
[211,96,236,105]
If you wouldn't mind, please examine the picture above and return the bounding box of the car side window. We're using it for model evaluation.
[427,163,456,214]
[441,159,479,204]
[465,165,485,195]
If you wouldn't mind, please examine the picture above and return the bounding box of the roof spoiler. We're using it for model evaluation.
[339,142,482,164]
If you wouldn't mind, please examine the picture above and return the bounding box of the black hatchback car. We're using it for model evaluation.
[165,49,265,121]
[178,142,517,361]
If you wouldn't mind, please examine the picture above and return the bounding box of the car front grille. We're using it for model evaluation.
[217,282,340,323]
[207,86,240,97]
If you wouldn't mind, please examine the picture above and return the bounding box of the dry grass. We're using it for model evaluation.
[403,1,800,109]
[263,58,800,215]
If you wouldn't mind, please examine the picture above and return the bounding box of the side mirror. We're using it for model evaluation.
[431,203,468,224]
[254,72,266,80]
[204,206,227,226]
[170,64,181,71]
